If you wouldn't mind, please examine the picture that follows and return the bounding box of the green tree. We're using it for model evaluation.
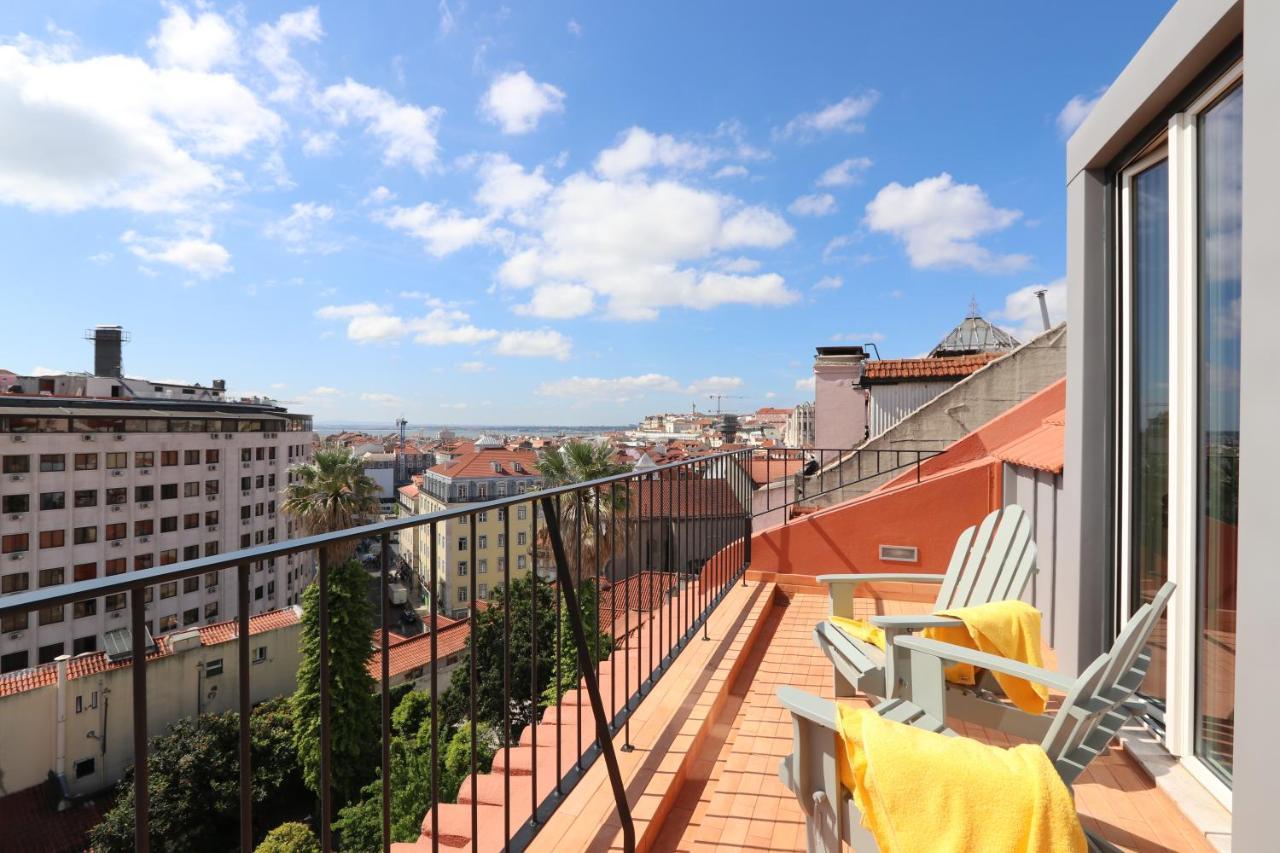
[441,721,499,801]
[536,440,630,583]
[290,558,379,808]
[255,822,320,853]
[541,579,614,707]
[280,446,380,563]
[90,699,305,853]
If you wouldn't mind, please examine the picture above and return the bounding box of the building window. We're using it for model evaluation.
[254,585,264,600]
[73,599,97,619]
[73,758,95,779]
[161,516,177,532]
[517,532,527,546]
[252,646,267,664]
[161,450,178,467]
[105,523,126,541]
[160,549,178,566]
[478,559,488,574]
[205,479,219,496]
[38,567,64,587]
[39,605,64,625]
[39,491,65,511]
[73,526,97,545]
[105,488,126,505]
[457,537,467,551]
[2,455,29,474]
[205,571,219,588]
[2,495,28,514]
[161,483,177,500]
[135,519,154,537]
[160,581,177,599]
[184,513,199,530]
[135,485,154,502]
[457,561,468,577]
[158,614,178,632]
[517,505,527,520]
[478,535,487,550]
[105,593,126,611]
[457,586,468,603]
[205,657,223,676]
[73,563,96,581]
[206,449,219,464]
[39,454,65,472]
[1,572,29,593]
[74,453,97,471]
[135,554,154,571]
[135,451,154,468]
[2,533,29,553]
[184,482,200,498]
[205,601,219,620]
[205,510,219,526]
[105,558,126,576]
[183,576,199,594]
[72,635,96,654]
[517,555,527,570]
[184,450,200,466]
[105,453,127,469]
[74,490,97,508]
[38,643,64,664]
[1,612,27,633]
[478,583,488,599]
[183,608,199,626]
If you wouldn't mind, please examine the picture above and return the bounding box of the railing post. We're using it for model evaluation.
[130,584,149,853]
[379,532,392,853]
[238,563,253,852]
[318,549,332,851]
[539,496,636,853]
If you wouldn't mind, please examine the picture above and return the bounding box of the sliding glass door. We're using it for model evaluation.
[1194,82,1241,785]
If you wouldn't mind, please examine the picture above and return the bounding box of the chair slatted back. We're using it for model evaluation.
[934,504,1036,610]
[1042,582,1175,785]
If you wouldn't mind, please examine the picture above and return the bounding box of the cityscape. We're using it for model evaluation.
[0,2,1266,852]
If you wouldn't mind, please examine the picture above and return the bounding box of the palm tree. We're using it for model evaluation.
[281,446,381,563]
[535,440,630,583]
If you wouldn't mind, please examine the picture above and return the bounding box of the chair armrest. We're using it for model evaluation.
[894,636,1075,692]
[777,686,838,729]
[816,573,945,586]
[869,613,963,630]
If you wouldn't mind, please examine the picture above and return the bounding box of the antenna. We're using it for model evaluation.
[967,295,981,318]
[707,393,746,415]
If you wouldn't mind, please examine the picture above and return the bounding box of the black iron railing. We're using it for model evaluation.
[0,448,758,852]
[752,446,943,521]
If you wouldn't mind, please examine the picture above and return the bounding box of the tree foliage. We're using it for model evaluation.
[280,446,380,564]
[536,440,631,583]
[542,580,614,708]
[90,699,305,853]
[290,558,379,809]
[255,822,320,853]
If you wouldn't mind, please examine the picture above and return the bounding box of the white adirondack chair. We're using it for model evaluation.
[778,581,1175,853]
[814,503,1037,701]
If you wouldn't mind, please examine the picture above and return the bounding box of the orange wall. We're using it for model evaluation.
[751,458,1003,578]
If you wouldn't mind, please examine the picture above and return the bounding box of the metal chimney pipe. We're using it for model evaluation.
[88,325,129,377]
[1034,289,1052,331]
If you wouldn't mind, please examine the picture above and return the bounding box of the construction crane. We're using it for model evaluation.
[707,394,746,415]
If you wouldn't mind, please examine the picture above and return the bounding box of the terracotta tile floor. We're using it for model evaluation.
[651,590,1216,853]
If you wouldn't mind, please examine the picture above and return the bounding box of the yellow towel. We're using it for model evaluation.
[923,600,1049,715]
[836,705,1086,853]
[830,615,886,650]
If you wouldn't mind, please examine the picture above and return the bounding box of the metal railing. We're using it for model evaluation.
[753,446,943,520]
[0,448,758,852]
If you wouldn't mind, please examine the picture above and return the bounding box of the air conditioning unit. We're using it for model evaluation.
[207,465,217,471]
[8,553,24,561]
[241,490,250,497]
[82,434,94,442]
[208,585,218,593]
[139,536,151,543]
[113,435,125,442]
[267,513,275,520]
[7,513,20,521]
[111,470,123,477]
[7,475,23,482]
[111,505,121,513]
[140,502,151,509]
[207,495,217,502]
[140,468,151,475]
[8,631,22,639]
[209,433,219,439]
[111,540,122,547]
[242,462,251,469]
[110,612,121,619]
[242,519,250,526]
[207,525,218,532]
[10,435,25,443]
[224,433,234,439]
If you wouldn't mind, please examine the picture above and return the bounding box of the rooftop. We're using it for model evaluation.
[861,351,1006,384]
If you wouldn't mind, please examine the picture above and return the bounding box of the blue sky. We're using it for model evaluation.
[0,1,1172,425]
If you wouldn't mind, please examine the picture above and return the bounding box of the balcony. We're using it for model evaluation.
[0,421,1219,851]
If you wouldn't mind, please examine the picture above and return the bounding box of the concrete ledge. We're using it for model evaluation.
[1120,721,1232,851]
[527,580,778,853]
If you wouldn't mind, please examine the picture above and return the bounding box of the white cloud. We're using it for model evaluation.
[300,128,338,156]
[474,153,551,215]
[410,309,499,346]
[310,385,342,396]
[495,329,571,360]
[595,127,721,180]
[717,256,761,273]
[315,302,382,319]
[816,156,872,187]
[254,7,322,103]
[496,173,798,320]
[515,283,595,319]
[536,373,742,401]
[813,275,843,291]
[379,202,494,257]
[1057,90,1104,137]
[348,314,408,342]
[121,229,231,278]
[360,392,400,404]
[265,201,338,253]
[831,331,885,343]
[87,251,114,265]
[779,91,879,139]
[365,185,396,205]
[863,173,1030,272]
[795,376,815,392]
[319,80,442,174]
[713,164,748,179]
[993,278,1066,340]
[480,70,565,135]
[457,360,491,373]
[567,19,582,37]
[150,4,238,71]
[822,233,855,262]
[788,193,837,217]
[0,37,282,213]
[438,1,457,36]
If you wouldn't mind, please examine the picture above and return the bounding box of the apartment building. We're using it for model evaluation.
[413,436,542,619]
[0,328,314,674]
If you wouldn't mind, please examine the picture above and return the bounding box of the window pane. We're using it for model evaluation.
[1195,82,1242,784]
[1130,157,1170,708]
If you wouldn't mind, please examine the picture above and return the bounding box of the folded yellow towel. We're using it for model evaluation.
[923,600,1049,715]
[829,615,886,650]
[836,705,1086,853]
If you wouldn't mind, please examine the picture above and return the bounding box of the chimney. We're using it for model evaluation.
[86,325,130,377]
[1034,289,1052,331]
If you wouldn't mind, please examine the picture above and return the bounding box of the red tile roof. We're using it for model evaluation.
[0,782,104,853]
[626,479,742,517]
[0,608,300,698]
[398,483,420,498]
[862,352,1005,384]
[368,619,470,681]
[746,458,806,486]
[427,447,540,480]
[991,409,1065,474]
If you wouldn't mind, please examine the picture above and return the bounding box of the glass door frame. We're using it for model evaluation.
[1116,59,1241,810]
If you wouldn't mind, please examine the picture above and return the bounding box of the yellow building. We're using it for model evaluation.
[413,437,542,619]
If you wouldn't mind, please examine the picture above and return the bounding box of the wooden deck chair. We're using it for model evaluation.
[814,503,1037,700]
[779,581,1175,853]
